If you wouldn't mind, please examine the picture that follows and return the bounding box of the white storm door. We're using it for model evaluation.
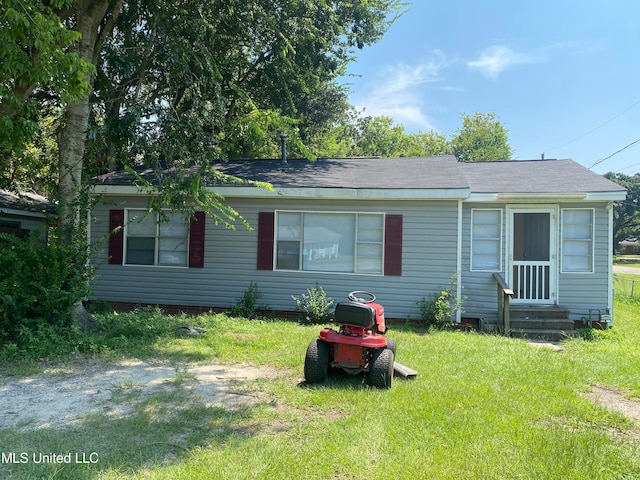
[508,208,557,304]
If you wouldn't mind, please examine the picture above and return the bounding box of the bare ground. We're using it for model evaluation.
[1,359,639,433]
[585,385,640,423]
[0,359,273,431]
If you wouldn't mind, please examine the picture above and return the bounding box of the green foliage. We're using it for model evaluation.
[417,279,463,330]
[231,282,269,319]
[0,232,92,348]
[604,172,640,249]
[292,283,334,325]
[2,301,640,478]
[450,112,513,162]
[0,0,91,166]
[95,306,179,341]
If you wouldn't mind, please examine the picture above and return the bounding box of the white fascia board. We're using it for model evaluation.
[465,192,626,203]
[0,207,48,219]
[585,191,627,201]
[213,186,470,200]
[93,184,471,200]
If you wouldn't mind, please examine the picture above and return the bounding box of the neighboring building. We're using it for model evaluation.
[619,239,639,255]
[0,189,53,239]
[89,156,626,332]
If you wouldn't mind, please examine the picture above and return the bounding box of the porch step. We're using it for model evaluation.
[510,305,571,320]
[509,305,574,342]
[510,318,574,331]
[510,327,577,342]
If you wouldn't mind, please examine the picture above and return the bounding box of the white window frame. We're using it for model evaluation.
[124,209,189,267]
[470,208,502,272]
[274,210,385,275]
[561,208,594,274]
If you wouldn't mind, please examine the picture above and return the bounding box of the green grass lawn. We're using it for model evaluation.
[1,300,639,479]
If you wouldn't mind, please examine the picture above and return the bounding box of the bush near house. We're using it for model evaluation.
[0,232,91,350]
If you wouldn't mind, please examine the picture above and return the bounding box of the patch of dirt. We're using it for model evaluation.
[0,360,273,431]
[586,385,640,423]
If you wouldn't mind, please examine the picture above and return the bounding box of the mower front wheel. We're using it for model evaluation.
[369,348,394,389]
[304,339,330,384]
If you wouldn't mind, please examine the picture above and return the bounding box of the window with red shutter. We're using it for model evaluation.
[384,214,403,276]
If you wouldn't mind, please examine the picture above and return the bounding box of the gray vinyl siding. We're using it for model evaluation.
[89,196,461,319]
[460,202,613,322]
[558,203,612,320]
[460,203,506,321]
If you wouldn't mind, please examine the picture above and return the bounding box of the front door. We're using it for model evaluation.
[508,208,556,304]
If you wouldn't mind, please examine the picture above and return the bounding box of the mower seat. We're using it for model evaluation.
[334,301,375,328]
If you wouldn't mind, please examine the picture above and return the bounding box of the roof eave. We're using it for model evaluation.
[465,191,627,202]
[92,185,471,200]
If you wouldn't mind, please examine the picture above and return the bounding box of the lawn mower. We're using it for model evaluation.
[304,291,397,389]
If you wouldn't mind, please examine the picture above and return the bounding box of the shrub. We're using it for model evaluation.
[231,282,268,318]
[417,278,463,330]
[292,283,334,325]
[0,232,92,349]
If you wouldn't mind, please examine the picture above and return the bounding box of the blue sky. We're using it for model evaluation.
[343,1,640,175]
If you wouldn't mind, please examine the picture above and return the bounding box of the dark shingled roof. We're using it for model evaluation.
[94,156,625,195]
[459,159,626,194]
[0,189,54,213]
[95,156,468,190]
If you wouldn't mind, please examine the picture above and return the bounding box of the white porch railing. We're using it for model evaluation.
[512,261,550,302]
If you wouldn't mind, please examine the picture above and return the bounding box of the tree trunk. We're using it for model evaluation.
[57,1,111,239]
[57,1,121,330]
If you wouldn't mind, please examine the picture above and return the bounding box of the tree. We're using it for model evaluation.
[604,172,640,251]
[334,114,451,158]
[0,0,92,189]
[450,112,513,162]
[1,1,405,332]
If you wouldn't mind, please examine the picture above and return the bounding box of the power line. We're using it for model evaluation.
[588,137,640,170]
[618,159,640,173]
[545,98,640,153]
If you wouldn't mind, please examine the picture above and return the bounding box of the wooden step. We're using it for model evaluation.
[510,328,577,342]
[511,318,574,331]
[508,305,573,341]
[510,305,571,320]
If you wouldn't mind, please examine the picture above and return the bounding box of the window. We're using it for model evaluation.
[125,210,189,266]
[471,209,502,271]
[562,209,593,273]
[275,211,384,274]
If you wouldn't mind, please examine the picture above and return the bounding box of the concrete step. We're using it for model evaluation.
[510,305,570,320]
[510,328,577,342]
[511,318,574,331]
[509,306,574,341]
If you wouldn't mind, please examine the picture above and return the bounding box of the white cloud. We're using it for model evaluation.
[353,50,452,131]
[467,45,537,79]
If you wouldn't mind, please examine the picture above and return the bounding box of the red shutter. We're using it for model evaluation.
[384,214,403,276]
[108,209,125,265]
[257,212,275,270]
[188,211,206,268]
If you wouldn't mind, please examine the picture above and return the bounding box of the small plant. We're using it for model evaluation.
[292,283,334,325]
[231,282,268,318]
[417,277,463,330]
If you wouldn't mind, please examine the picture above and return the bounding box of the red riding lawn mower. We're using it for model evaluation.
[304,291,408,389]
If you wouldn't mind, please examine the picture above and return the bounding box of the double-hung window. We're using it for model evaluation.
[125,210,189,266]
[275,211,384,274]
[471,209,502,271]
[561,209,594,273]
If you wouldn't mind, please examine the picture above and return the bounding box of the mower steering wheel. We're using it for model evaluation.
[348,291,376,304]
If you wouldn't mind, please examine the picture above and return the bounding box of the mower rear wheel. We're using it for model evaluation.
[369,348,394,389]
[304,339,330,384]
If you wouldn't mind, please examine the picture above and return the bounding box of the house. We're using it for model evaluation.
[0,189,53,239]
[619,239,639,255]
[89,156,626,335]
